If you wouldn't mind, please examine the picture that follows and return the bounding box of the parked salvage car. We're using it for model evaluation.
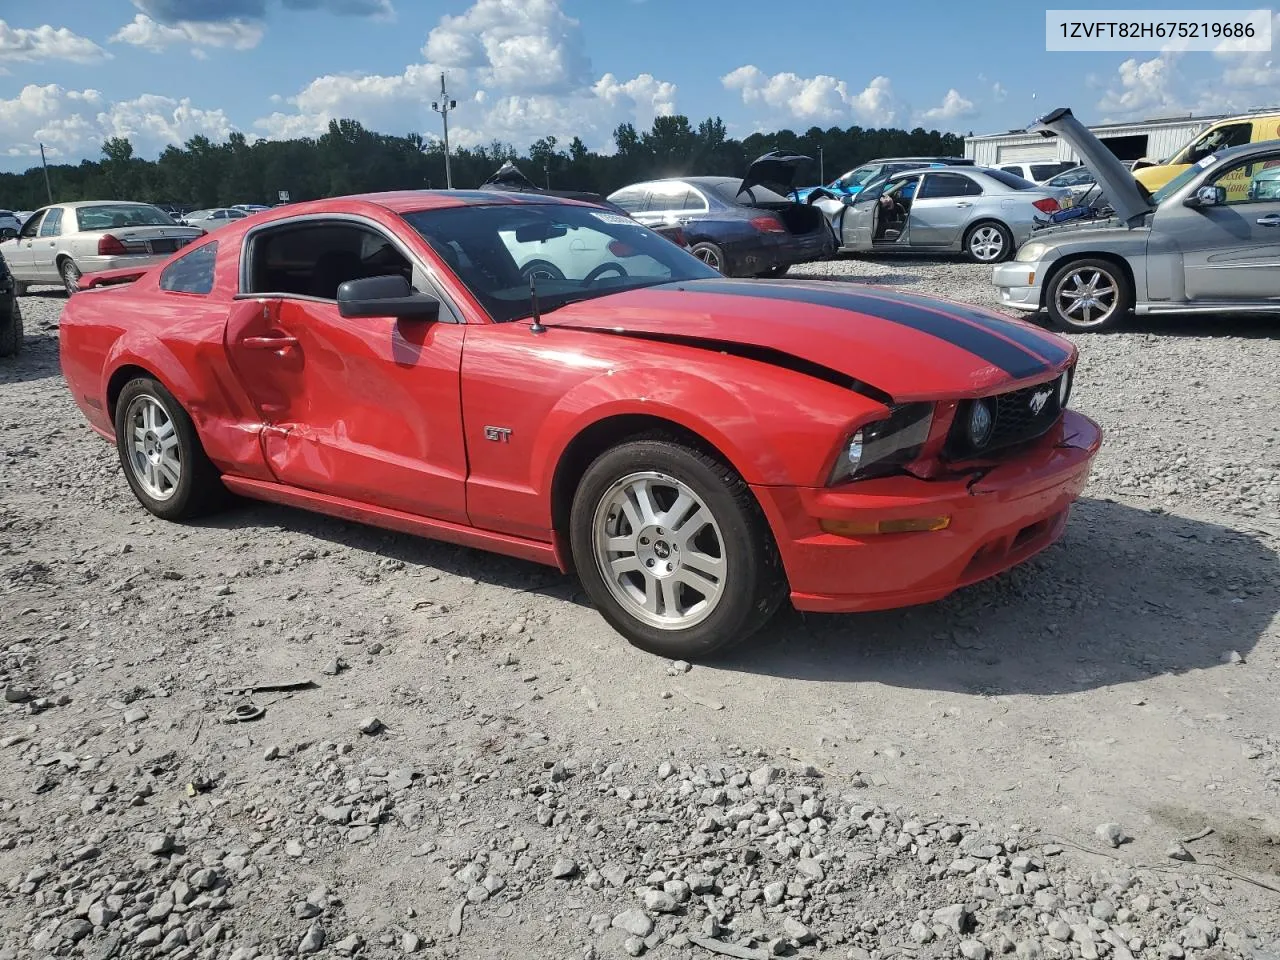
[814,166,1065,263]
[996,160,1078,184]
[994,107,1280,332]
[793,157,974,204]
[609,152,834,277]
[0,210,20,235]
[182,207,250,232]
[0,201,204,295]
[59,190,1099,658]
[0,246,20,357]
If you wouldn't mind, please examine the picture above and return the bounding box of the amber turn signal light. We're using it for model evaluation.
[820,516,951,536]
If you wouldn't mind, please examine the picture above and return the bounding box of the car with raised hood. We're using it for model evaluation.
[792,157,975,204]
[58,190,1100,659]
[608,151,834,277]
[0,201,204,296]
[813,166,1067,263]
[993,107,1280,332]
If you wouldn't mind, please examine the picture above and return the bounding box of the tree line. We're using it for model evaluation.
[0,116,967,211]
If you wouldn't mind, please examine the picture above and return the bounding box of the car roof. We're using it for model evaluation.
[56,200,165,210]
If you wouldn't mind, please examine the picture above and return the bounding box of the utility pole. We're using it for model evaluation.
[39,143,53,203]
[431,73,457,189]
[818,145,824,184]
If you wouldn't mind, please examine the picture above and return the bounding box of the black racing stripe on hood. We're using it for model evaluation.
[661,279,1052,380]
[856,287,1073,367]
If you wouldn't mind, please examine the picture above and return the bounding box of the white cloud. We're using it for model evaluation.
[721,66,903,126]
[0,20,109,65]
[0,83,233,162]
[1097,54,1183,119]
[919,88,977,126]
[110,13,264,52]
[992,81,1008,102]
[255,0,677,153]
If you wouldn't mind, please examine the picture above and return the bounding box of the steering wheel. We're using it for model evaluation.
[583,262,628,285]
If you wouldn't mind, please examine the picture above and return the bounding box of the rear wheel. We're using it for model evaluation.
[59,258,81,296]
[689,242,726,274]
[569,438,786,659]
[113,378,226,520]
[0,302,21,358]
[964,221,1014,263]
[1045,258,1132,332]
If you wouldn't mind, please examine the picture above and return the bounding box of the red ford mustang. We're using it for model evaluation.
[58,190,1102,659]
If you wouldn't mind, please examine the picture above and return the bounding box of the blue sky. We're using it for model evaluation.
[1,0,1276,173]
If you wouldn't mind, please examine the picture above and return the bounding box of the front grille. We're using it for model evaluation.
[947,372,1068,459]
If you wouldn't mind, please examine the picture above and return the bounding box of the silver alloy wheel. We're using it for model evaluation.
[591,471,727,630]
[1055,266,1119,327]
[61,259,81,294]
[124,394,181,501]
[693,246,722,271]
[968,225,1006,262]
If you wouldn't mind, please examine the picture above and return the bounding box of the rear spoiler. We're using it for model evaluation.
[78,266,151,291]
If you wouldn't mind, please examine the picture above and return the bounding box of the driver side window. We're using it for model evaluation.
[18,211,46,239]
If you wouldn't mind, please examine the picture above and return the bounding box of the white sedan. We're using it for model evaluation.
[182,208,250,231]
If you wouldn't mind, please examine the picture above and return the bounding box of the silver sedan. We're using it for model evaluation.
[814,167,1069,263]
[0,201,203,295]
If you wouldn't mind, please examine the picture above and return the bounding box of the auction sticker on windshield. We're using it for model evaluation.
[1046,9,1270,51]
[590,212,635,226]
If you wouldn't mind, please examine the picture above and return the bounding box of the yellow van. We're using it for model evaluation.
[1133,111,1280,192]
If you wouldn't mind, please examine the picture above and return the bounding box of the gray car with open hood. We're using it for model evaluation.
[993,106,1280,331]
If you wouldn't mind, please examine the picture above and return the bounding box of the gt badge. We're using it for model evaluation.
[484,426,512,443]
[1029,389,1052,414]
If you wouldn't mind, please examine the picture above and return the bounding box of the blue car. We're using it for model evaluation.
[793,156,975,204]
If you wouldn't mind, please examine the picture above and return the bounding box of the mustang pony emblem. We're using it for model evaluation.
[1029,388,1053,414]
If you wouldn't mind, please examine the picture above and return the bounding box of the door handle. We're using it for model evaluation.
[1257,215,1280,226]
[240,334,298,350]
[955,201,973,207]
[677,217,694,224]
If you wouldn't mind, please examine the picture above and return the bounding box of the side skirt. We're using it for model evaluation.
[219,475,564,570]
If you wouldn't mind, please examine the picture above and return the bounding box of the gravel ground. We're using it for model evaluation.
[1,265,1278,960]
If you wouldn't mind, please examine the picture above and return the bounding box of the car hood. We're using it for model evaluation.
[740,150,812,196]
[544,278,1073,401]
[1029,107,1154,226]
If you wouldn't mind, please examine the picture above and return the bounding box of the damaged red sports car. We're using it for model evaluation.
[59,190,1101,658]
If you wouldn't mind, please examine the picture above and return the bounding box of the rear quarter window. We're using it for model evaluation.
[159,242,217,295]
[985,169,1038,190]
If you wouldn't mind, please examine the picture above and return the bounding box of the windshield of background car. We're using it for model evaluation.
[836,166,879,188]
[1150,155,1218,205]
[76,204,175,231]
[403,203,719,323]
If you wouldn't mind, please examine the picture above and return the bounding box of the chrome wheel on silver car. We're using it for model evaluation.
[60,259,81,295]
[1045,258,1132,333]
[591,471,726,630]
[965,222,1012,263]
[125,394,181,501]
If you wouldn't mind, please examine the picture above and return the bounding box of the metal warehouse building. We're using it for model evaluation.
[964,113,1219,166]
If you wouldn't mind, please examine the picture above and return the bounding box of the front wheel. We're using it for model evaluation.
[964,221,1014,263]
[113,377,226,520]
[569,438,786,659]
[1045,258,1132,332]
[0,302,22,357]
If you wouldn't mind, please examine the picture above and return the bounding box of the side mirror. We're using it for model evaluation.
[1185,184,1225,208]
[336,274,440,320]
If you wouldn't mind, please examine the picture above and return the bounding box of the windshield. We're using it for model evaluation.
[1151,156,1216,205]
[835,165,880,188]
[403,202,719,323]
[75,203,175,231]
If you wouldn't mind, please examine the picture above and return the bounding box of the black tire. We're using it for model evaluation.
[0,302,21,358]
[689,241,727,275]
[59,258,81,296]
[569,437,786,659]
[113,377,226,521]
[519,259,564,282]
[963,220,1014,263]
[1044,258,1132,333]
[11,280,27,297]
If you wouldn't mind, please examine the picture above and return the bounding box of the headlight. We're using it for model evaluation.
[829,403,934,484]
[968,399,995,449]
[1016,242,1047,263]
[1058,367,1073,408]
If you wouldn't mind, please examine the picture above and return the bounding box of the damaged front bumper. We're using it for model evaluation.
[752,410,1102,613]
